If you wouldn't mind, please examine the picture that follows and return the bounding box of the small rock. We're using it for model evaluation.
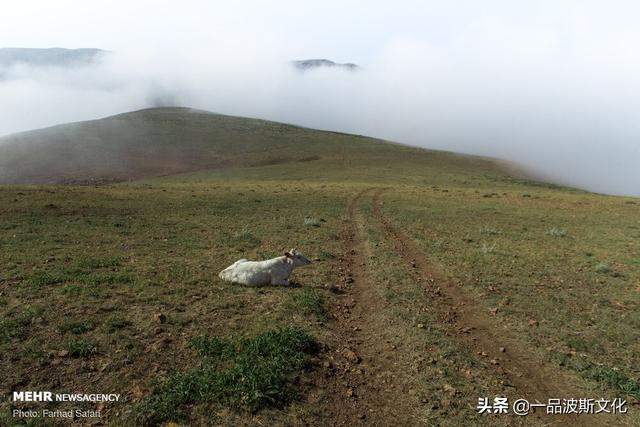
[417,323,425,329]
[155,313,167,324]
[57,350,69,358]
[490,359,499,365]
[345,388,355,398]
[499,347,506,353]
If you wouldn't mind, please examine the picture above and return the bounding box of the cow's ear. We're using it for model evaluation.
[284,252,293,258]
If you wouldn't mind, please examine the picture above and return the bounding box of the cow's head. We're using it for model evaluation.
[285,248,312,267]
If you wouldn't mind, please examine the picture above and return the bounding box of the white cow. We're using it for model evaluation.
[219,248,312,286]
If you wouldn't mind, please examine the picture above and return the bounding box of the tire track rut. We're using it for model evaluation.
[323,188,607,426]
[322,189,422,426]
[371,188,604,426]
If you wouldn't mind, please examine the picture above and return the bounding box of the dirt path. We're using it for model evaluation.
[370,188,605,426]
[320,188,611,426]
[321,189,424,425]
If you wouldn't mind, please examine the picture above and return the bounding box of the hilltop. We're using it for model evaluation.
[0,107,498,185]
[293,58,358,71]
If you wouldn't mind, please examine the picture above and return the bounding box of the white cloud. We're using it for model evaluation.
[1,1,639,195]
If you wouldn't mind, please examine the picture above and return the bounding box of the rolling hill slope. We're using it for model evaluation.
[0,107,502,185]
[0,106,638,425]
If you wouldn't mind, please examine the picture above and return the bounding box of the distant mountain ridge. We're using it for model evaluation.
[0,48,108,68]
[292,59,358,71]
[0,49,356,72]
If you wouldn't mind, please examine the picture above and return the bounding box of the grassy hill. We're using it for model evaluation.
[0,109,638,425]
[0,107,500,185]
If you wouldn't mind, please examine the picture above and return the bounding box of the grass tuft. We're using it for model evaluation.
[288,288,328,321]
[480,242,496,254]
[0,306,44,343]
[303,217,321,227]
[585,365,640,400]
[595,262,613,274]
[26,272,65,287]
[136,327,319,424]
[67,338,97,357]
[77,256,124,269]
[58,320,93,335]
[61,284,82,296]
[547,227,568,237]
[106,316,133,332]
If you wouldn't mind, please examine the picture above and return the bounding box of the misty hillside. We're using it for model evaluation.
[0,107,503,185]
[293,59,358,71]
[0,48,107,68]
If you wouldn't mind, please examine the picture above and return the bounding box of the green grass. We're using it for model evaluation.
[555,352,640,400]
[385,184,639,410]
[26,272,66,287]
[136,327,318,424]
[595,262,613,274]
[0,174,348,424]
[0,305,44,344]
[106,316,132,332]
[67,338,97,357]
[287,288,328,321]
[77,255,124,269]
[0,108,637,424]
[58,320,93,335]
[585,366,640,401]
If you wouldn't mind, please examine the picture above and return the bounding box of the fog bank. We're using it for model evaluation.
[1,3,639,196]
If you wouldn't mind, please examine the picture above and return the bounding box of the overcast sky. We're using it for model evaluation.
[5,1,639,65]
[1,1,640,195]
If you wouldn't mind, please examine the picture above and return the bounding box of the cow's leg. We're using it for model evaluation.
[271,275,289,286]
